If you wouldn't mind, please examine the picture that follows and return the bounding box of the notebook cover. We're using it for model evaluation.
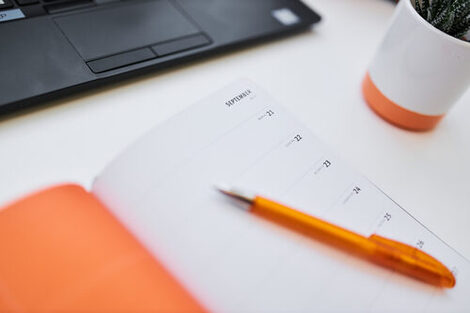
[0,184,206,312]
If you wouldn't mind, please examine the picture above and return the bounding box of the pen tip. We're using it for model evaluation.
[214,184,256,204]
[214,184,231,194]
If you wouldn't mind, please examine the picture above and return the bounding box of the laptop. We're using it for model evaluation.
[0,0,321,114]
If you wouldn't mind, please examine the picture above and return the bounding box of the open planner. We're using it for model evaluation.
[1,80,469,312]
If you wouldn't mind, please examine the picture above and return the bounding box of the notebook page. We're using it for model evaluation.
[93,80,470,312]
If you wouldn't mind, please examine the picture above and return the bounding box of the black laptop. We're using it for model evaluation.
[0,0,320,114]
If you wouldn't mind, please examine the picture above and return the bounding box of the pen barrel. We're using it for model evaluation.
[251,197,455,288]
[251,197,376,254]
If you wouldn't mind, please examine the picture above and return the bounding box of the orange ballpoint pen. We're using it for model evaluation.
[217,186,455,288]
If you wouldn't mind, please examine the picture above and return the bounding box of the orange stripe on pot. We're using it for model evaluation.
[362,73,444,131]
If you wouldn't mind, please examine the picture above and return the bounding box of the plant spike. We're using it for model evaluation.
[422,0,430,12]
[430,0,444,19]
[415,0,423,14]
[442,11,456,33]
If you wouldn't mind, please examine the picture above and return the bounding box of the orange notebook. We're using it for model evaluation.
[0,185,206,313]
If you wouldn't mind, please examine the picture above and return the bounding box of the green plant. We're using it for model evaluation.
[414,0,470,41]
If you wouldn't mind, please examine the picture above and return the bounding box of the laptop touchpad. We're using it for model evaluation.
[55,0,200,61]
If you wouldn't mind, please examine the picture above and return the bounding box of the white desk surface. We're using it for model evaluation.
[1,0,469,259]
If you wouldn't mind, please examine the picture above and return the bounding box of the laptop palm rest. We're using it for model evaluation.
[55,0,207,72]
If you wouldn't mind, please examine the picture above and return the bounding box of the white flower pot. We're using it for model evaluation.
[363,0,470,131]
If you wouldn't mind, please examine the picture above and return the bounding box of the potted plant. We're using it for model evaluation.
[363,0,470,131]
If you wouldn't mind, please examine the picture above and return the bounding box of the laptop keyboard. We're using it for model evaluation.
[0,0,95,18]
